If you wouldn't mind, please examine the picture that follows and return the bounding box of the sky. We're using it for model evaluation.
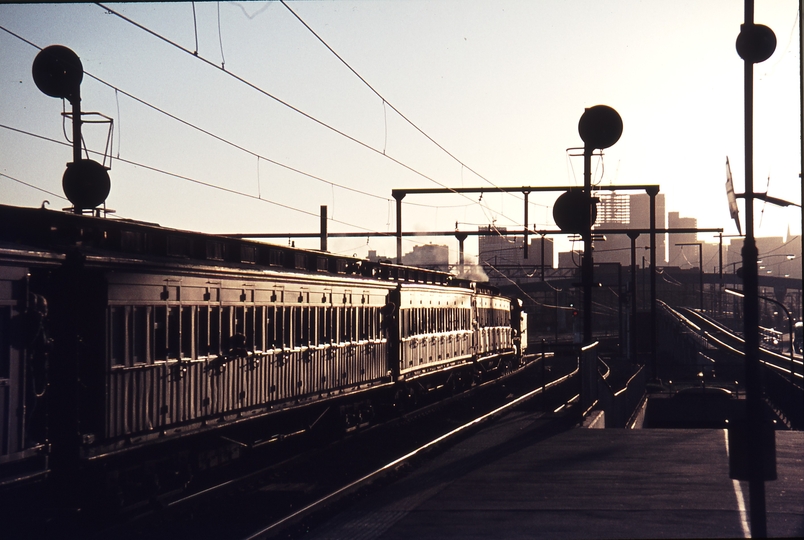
[0,1,801,266]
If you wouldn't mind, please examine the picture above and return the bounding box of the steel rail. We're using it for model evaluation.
[242,361,579,540]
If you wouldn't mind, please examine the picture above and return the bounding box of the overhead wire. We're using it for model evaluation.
[94,5,490,209]
[0,172,67,201]
[1,122,442,254]
[94,3,523,227]
[1,13,521,256]
[0,24,414,208]
[0,123,369,231]
[278,0,530,206]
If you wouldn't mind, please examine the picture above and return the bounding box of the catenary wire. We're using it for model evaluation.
[0,123,372,232]
[1,123,462,254]
[279,0,528,201]
[93,3,524,226]
[0,24,466,214]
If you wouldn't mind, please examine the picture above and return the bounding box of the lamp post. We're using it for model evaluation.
[676,242,704,311]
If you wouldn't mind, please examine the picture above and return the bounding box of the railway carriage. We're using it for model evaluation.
[0,203,525,502]
[0,245,58,488]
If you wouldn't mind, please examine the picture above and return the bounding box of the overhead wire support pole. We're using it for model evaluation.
[648,186,658,379]
[523,191,530,260]
[394,191,405,264]
[582,148,594,345]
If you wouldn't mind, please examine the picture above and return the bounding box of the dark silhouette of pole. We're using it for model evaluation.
[455,231,468,275]
[524,191,530,259]
[320,205,328,252]
[676,242,704,311]
[394,192,405,264]
[628,232,639,362]
[582,148,594,344]
[736,1,777,536]
[648,187,658,380]
[540,233,546,281]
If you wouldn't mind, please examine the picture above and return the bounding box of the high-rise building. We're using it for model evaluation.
[667,211,697,268]
[592,192,667,266]
[401,244,450,271]
[478,225,553,279]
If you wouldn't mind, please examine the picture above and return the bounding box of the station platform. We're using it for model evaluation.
[306,412,804,539]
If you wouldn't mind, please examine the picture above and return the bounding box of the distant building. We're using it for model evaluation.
[667,211,697,268]
[726,236,801,279]
[366,250,392,263]
[478,225,553,277]
[557,250,583,269]
[590,192,667,267]
[401,244,450,271]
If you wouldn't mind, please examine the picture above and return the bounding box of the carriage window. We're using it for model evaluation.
[181,306,194,359]
[282,307,292,348]
[241,306,255,351]
[316,307,325,344]
[234,306,244,336]
[400,309,408,337]
[271,306,281,348]
[132,307,149,364]
[254,306,264,351]
[303,307,312,344]
[340,307,348,342]
[360,307,369,340]
[168,307,180,359]
[110,306,127,366]
[325,306,334,342]
[266,306,276,348]
[221,306,232,354]
[154,306,167,361]
[197,306,209,357]
[294,307,303,346]
[209,306,220,356]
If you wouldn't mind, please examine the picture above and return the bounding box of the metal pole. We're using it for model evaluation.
[617,263,623,358]
[699,243,704,312]
[70,83,82,214]
[799,0,804,436]
[628,231,639,362]
[583,148,594,344]
[394,192,404,264]
[524,191,530,260]
[540,233,546,281]
[320,205,328,252]
[455,232,468,275]
[741,2,767,535]
[71,95,81,165]
[648,187,658,381]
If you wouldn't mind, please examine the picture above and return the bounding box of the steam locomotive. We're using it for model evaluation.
[0,202,527,504]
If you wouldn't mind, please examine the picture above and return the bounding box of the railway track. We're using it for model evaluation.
[72,351,579,540]
[668,304,803,382]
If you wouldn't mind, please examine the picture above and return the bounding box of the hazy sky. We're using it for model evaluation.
[0,1,800,264]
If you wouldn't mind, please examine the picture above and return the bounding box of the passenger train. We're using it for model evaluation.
[0,202,527,504]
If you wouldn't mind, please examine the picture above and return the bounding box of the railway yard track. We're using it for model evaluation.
[21,352,579,540]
